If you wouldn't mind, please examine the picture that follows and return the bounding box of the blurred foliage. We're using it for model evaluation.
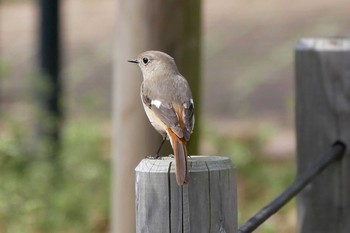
[3,1,346,232]
[205,124,296,233]
[0,61,12,80]
[0,118,110,233]
[0,114,296,233]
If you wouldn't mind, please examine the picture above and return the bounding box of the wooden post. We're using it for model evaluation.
[112,1,201,232]
[295,38,350,233]
[135,156,237,233]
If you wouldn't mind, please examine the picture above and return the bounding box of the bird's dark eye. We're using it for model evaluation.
[142,57,149,64]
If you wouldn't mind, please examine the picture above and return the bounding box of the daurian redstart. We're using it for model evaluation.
[128,51,195,185]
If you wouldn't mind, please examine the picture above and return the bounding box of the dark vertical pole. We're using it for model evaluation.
[38,0,61,159]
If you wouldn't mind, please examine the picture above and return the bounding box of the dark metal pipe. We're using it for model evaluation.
[238,141,346,233]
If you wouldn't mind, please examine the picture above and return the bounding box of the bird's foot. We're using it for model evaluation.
[145,154,162,159]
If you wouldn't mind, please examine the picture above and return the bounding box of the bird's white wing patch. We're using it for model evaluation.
[151,99,162,108]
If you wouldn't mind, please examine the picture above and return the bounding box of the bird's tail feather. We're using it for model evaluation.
[167,129,189,185]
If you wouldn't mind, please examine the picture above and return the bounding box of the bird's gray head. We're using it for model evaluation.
[128,51,179,79]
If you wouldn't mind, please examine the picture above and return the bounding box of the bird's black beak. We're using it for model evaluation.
[128,59,139,64]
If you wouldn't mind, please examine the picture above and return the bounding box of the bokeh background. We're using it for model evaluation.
[1,0,349,232]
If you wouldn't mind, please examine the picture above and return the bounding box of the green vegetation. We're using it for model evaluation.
[0,116,295,233]
[0,118,110,233]
[205,123,296,233]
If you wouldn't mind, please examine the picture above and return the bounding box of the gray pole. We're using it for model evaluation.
[111,0,201,232]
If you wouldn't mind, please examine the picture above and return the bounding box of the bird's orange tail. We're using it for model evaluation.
[167,129,189,185]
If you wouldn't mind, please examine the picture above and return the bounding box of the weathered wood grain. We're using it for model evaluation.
[295,38,350,233]
[135,156,237,233]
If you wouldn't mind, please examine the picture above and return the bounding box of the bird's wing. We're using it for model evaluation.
[141,92,184,139]
[182,99,195,141]
[141,76,194,141]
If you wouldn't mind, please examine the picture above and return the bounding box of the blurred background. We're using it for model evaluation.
[1,0,349,232]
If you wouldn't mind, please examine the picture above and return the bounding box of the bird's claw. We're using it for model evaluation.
[145,154,161,159]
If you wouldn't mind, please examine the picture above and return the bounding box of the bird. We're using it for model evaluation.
[128,51,195,185]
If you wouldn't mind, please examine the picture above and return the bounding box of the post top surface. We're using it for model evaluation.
[296,38,350,51]
[135,155,233,173]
